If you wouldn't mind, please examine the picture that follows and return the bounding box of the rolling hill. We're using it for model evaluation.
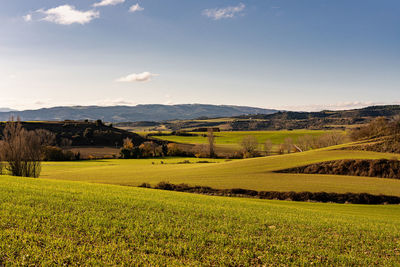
[0,104,277,122]
[116,105,400,131]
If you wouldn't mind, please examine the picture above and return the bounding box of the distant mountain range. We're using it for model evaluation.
[0,104,277,122]
[0,108,15,112]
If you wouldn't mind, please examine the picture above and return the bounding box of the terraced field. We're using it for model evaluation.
[40,147,400,196]
[1,176,399,265]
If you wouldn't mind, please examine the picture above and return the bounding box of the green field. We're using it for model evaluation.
[39,148,400,196]
[151,130,333,149]
[1,176,399,265]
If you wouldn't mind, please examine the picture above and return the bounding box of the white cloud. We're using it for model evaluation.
[129,3,144,13]
[203,3,245,20]
[96,99,137,106]
[23,14,32,22]
[37,5,99,25]
[274,101,400,112]
[93,0,125,7]
[116,72,159,82]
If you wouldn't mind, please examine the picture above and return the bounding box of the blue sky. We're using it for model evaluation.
[0,0,399,111]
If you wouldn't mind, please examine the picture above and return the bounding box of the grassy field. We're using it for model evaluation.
[1,175,399,265]
[150,130,333,149]
[39,148,400,196]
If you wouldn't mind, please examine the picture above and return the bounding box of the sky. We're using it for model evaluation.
[0,0,399,111]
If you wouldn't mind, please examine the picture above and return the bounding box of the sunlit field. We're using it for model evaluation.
[1,176,399,265]
[149,130,336,150]
[39,148,400,196]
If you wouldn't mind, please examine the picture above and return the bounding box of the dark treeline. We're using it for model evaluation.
[0,120,146,147]
[139,182,400,205]
[277,159,400,179]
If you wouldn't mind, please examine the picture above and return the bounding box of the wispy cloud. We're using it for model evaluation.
[275,101,400,112]
[23,14,32,22]
[129,3,144,13]
[203,3,245,20]
[116,72,159,82]
[93,0,125,7]
[96,98,137,106]
[35,5,99,25]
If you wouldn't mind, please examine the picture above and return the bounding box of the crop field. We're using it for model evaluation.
[151,130,337,149]
[39,148,400,196]
[0,176,399,265]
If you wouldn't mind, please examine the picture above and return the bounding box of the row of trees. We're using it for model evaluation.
[237,132,345,158]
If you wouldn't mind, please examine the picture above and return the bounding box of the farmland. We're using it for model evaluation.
[1,175,399,265]
[39,148,400,196]
[2,119,400,265]
[148,130,334,149]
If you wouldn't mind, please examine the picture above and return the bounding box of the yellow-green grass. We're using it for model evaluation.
[152,130,338,149]
[1,175,399,265]
[40,149,400,196]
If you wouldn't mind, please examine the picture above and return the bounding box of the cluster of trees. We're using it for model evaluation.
[296,132,346,152]
[350,116,400,141]
[348,116,400,153]
[237,132,345,158]
[0,120,47,177]
[0,119,80,178]
[120,138,167,159]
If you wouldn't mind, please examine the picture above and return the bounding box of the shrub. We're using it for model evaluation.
[277,159,400,179]
[120,147,142,159]
[240,135,259,158]
[42,146,76,161]
[167,143,194,157]
[192,144,209,158]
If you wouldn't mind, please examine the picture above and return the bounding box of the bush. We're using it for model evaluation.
[42,146,77,161]
[167,143,194,157]
[120,147,142,159]
[144,182,400,204]
[277,159,400,179]
[240,136,259,158]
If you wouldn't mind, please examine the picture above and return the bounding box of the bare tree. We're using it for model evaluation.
[283,137,294,153]
[264,139,273,155]
[207,128,216,158]
[60,138,72,148]
[240,135,259,158]
[34,129,56,146]
[0,119,46,177]
[192,144,208,158]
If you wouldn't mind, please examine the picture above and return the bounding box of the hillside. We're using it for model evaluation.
[0,121,147,147]
[1,176,399,265]
[116,105,400,131]
[232,105,400,130]
[0,104,277,122]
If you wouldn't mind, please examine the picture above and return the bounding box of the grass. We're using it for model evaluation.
[39,148,400,196]
[151,130,338,150]
[0,175,399,265]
